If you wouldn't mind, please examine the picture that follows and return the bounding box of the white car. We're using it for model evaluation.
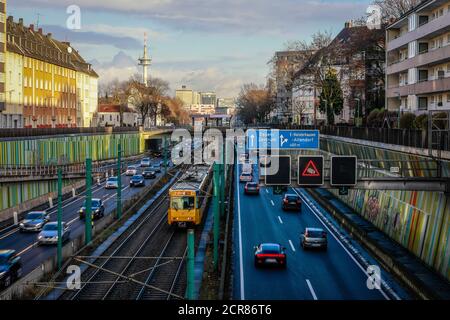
[37,222,71,245]
[140,158,151,167]
[125,166,138,176]
[240,172,252,183]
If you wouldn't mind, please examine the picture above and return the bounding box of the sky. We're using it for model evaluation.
[9,0,373,98]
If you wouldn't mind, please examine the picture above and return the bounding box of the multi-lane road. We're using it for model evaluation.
[0,156,166,278]
[233,162,408,300]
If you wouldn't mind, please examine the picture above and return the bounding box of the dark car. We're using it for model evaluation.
[130,174,145,187]
[244,182,260,195]
[0,250,22,288]
[79,198,105,220]
[19,211,50,232]
[143,169,157,179]
[150,164,162,173]
[282,194,302,212]
[301,228,328,250]
[254,243,287,268]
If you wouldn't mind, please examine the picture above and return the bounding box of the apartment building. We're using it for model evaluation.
[386,0,450,114]
[0,0,6,121]
[2,16,98,128]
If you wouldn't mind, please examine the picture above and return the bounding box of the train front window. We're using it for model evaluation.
[171,196,195,210]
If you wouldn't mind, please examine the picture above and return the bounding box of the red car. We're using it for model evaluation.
[244,182,260,195]
[254,243,287,268]
[282,194,302,212]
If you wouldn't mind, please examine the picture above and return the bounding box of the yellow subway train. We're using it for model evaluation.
[168,164,213,227]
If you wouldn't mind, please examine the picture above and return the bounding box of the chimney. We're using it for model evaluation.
[18,18,23,27]
[345,20,353,28]
[29,24,34,31]
[38,28,42,34]
[47,33,52,39]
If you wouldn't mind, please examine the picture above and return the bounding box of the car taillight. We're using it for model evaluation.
[296,200,301,204]
[322,232,327,238]
[283,199,288,204]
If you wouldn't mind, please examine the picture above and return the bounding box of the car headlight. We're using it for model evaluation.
[95,209,100,213]
[38,235,43,239]
[19,223,24,227]
[0,271,6,278]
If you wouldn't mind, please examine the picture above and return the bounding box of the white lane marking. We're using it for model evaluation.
[293,189,391,300]
[278,216,283,224]
[265,189,269,194]
[270,200,275,206]
[288,239,296,252]
[236,161,245,300]
[306,279,318,300]
[18,243,36,256]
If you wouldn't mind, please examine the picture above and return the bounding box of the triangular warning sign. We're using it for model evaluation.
[302,160,320,177]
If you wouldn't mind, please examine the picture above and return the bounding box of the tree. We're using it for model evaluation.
[373,0,420,20]
[318,69,344,125]
[237,83,275,124]
[164,97,190,125]
[269,31,333,121]
[127,76,170,127]
[291,99,309,125]
[109,79,131,127]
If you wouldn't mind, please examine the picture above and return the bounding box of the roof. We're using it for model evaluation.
[387,0,433,29]
[171,164,211,192]
[294,25,384,78]
[6,16,98,78]
[98,104,136,113]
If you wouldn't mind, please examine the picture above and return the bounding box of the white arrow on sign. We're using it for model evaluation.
[250,135,255,147]
[280,134,288,147]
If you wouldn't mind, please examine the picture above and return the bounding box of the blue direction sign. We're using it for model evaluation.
[247,129,319,150]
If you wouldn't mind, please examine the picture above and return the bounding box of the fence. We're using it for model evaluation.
[0,127,139,139]
[265,124,450,152]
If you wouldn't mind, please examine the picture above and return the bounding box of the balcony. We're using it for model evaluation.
[387,12,450,52]
[387,75,450,98]
[387,44,450,75]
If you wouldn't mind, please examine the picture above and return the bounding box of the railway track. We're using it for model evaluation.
[58,169,189,300]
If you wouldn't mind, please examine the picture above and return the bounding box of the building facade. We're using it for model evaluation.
[1,16,98,128]
[386,0,450,114]
[0,0,6,120]
[97,104,138,127]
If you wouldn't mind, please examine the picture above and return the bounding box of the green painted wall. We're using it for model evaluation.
[0,132,145,212]
[321,137,450,281]
[0,133,143,166]
[0,179,82,211]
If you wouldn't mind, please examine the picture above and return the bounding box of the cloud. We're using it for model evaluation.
[40,24,142,50]
[16,0,369,34]
[94,52,263,98]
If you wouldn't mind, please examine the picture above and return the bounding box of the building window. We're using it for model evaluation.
[447,93,450,103]
[418,97,428,110]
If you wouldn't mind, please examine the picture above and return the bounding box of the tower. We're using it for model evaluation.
[138,33,151,86]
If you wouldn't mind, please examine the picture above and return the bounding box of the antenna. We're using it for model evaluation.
[36,13,42,28]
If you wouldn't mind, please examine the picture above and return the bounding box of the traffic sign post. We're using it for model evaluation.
[264,155,291,186]
[330,156,358,186]
[298,156,324,186]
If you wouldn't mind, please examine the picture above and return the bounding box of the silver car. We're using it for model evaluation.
[19,211,50,232]
[105,176,119,189]
[300,228,328,250]
[37,222,70,245]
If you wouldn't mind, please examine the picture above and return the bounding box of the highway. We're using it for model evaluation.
[233,162,402,300]
[0,156,167,278]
